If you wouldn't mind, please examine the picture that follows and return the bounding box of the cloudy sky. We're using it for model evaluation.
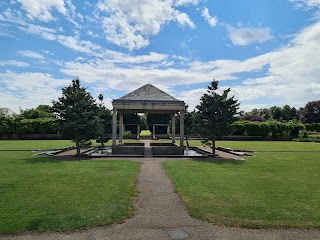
[0,0,320,113]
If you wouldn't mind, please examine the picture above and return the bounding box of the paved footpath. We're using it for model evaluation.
[2,158,319,240]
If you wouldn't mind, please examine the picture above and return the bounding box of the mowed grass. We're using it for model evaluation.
[164,142,320,228]
[216,141,320,151]
[155,139,320,152]
[0,140,74,150]
[140,130,151,136]
[0,151,139,233]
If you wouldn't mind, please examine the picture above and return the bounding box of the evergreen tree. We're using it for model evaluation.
[196,80,240,156]
[52,78,102,156]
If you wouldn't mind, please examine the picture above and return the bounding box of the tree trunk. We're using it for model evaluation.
[211,137,216,157]
[75,140,81,157]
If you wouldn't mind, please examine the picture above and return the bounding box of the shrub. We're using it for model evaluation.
[231,120,307,140]
[96,135,110,146]
[123,131,132,139]
[287,120,306,138]
[306,123,320,132]
[0,116,15,134]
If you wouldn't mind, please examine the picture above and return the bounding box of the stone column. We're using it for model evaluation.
[180,110,185,148]
[172,114,176,144]
[119,112,124,144]
[167,124,170,137]
[112,108,117,147]
[137,124,140,139]
[153,125,156,140]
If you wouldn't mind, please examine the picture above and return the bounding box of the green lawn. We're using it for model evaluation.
[140,130,151,136]
[155,139,320,152]
[164,143,320,228]
[0,140,74,150]
[0,151,139,233]
[216,141,320,151]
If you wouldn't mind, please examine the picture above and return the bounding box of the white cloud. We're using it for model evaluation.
[0,71,70,112]
[17,50,44,59]
[178,86,267,111]
[226,26,273,46]
[15,0,79,27]
[59,21,320,111]
[178,88,206,110]
[290,0,320,9]
[97,0,196,50]
[0,31,19,39]
[201,7,217,27]
[16,0,68,22]
[239,103,270,112]
[174,11,196,28]
[174,0,202,6]
[0,60,29,67]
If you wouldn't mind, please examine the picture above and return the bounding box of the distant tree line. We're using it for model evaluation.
[0,105,58,138]
[1,78,319,147]
[0,94,112,142]
[239,101,320,124]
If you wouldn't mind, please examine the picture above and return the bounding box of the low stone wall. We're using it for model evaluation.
[154,134,169,139]
[152,146,184,155]
[112,146,144,155]
[150,142,175,146]
[124,142,145,146]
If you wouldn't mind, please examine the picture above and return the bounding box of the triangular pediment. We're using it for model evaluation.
[116,84,181,102]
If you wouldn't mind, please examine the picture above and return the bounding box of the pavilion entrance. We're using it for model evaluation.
[111,84,185,156]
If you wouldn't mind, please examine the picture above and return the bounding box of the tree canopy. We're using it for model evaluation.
[302,100,320,123]
[196,80,240,156]
[52,78,102,156]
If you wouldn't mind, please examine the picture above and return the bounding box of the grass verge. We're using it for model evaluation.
[0,151,139,233]
[152,139,319,151]
[163,145,320,228]
[216,140,320,151]
[0,140,74,150]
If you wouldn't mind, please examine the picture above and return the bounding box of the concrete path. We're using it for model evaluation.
[2,158,319,240]
[143,140,153,158]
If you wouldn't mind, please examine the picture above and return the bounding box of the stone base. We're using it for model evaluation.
[112,146,145,155]
[152,146,184,155]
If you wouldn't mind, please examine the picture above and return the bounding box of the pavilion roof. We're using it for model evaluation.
[114,84,183,103]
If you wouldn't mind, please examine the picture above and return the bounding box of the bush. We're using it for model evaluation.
[96,135,111,146]
[293,136,320,143]
[0,116,15,134]
[231,120,307,140]
[123,131,132,139]
[15,118,58,135]
[306,123,320,132]
[287,120,306,138]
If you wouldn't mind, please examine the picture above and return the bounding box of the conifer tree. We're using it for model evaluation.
[52,78,102,156]
[196,80,240,156]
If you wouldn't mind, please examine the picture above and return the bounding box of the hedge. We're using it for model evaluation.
[231,120,305,138]
[0,117,58,135]
[305,123,320,132]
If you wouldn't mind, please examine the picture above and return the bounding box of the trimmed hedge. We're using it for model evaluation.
[0,117,58,135]
[306,123,320,132]
[231,120,305,139]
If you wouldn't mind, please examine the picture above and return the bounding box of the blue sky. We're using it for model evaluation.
[0,0,320,113]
